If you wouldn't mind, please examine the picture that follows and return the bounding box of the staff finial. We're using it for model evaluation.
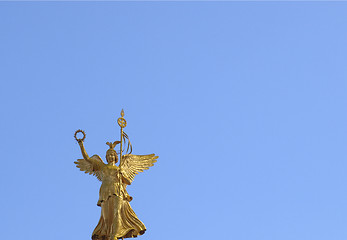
[118,109,127,128]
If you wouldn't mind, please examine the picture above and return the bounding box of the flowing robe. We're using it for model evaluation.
[92,165,146,240]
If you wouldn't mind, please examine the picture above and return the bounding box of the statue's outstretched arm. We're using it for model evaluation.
[78,141,90,160]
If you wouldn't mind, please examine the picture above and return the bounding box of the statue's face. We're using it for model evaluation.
[106,151,118,164]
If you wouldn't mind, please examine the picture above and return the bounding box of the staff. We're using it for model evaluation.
[117,109,127,198]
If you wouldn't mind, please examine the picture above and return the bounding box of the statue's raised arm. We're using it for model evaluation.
[74,130,105,181]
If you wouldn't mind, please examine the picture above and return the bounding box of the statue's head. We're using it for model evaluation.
[106,141,120,164]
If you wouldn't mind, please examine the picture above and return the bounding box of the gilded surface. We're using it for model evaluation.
[74,110,158,240]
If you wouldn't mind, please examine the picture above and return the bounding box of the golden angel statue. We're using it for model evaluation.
[74,110,158,240]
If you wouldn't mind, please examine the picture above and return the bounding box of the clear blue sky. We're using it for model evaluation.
[1,2,347,240]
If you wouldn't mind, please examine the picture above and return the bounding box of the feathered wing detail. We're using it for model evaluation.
[120,154,158,184]
[74,154,105,181]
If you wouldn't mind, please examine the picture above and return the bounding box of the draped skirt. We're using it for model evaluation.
[92,195,146,240]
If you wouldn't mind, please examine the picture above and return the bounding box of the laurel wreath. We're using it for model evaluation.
[74,129,86,142]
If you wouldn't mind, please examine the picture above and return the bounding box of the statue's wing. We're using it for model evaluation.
[74,155,105,181]
[120,154,158,184]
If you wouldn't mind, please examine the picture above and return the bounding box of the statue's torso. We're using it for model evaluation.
[98,165,122,205]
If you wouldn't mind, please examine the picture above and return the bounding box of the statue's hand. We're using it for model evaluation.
[124,194,133,202]
[77,140,84,148]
